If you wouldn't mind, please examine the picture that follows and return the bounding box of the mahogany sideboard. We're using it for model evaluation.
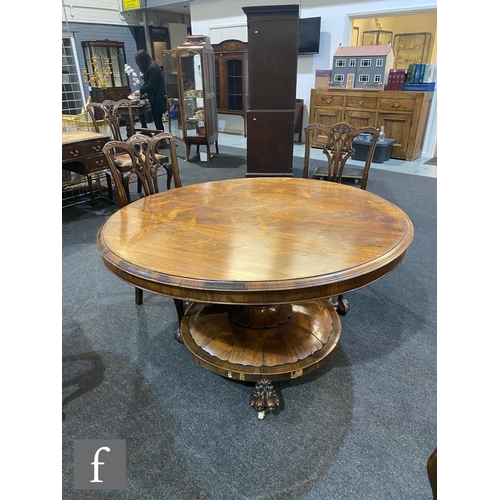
[308,88,433,161]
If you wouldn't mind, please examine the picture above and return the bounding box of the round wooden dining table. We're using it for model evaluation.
[97,177,414,417]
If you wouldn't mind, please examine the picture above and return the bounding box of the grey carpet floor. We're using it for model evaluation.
[62,145,437,499]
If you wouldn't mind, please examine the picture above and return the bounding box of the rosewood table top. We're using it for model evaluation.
[97,177,413,304]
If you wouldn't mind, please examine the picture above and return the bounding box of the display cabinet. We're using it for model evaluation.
[362,30,393,46]
[163,49,181,133]
[176,35,219,162]
[212,40,249,136]
[82,40,131,102]
[393,32,432,69]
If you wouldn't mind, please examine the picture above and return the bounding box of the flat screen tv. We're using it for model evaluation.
[298,17,321,55]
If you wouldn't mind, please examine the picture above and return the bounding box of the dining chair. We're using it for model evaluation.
[102,132,183,310]
[87,101,118,138]
[303,122,380,190]
[303,122,380,315]
[89,99,174,194]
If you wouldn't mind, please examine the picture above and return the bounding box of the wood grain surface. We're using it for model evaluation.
[97,177,413,304]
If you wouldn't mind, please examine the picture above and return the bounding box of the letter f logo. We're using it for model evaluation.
[90,446,110,483]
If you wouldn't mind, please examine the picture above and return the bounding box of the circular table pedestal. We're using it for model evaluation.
[181,299,341,382]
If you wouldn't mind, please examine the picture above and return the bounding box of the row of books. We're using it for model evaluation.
[407,63,435,84]
[386,69,407,91]
[386,66,436,91]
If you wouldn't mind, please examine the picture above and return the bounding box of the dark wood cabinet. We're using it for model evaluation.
[243,5,299,177]
[82,40,131,102]
[213,40,249,136]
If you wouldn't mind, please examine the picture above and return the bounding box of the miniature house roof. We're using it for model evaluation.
[333,45,393,57]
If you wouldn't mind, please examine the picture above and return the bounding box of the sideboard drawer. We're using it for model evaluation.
[379,98,415,112]
[62,145,85,162]
[84,138,109,157]
[86,154,108,173]
[314,93,344,107]
[345,96,377,109]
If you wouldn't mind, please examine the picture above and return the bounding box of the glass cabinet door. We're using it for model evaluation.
[163,49,181,132]
[179,50,205,137]
[82,41,128,89]
[393,32,432,69]
[227,57,243,111]
[361,30,393,46]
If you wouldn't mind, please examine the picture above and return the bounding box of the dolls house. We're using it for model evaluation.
[332,44,394,89]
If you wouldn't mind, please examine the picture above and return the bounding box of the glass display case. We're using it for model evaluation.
[213,40,249,136]
[176,35,218,162]
[362,30,393,46]
[393,32,432,69]
[82,40,131,102]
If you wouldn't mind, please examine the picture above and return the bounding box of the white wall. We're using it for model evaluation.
[62,0,133,25]
[190,0,437,157]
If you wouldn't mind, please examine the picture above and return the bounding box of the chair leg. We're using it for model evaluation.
[135,287,143,305]
[215,140,219,154]
[165,166,173,190]
[104,172,113,201]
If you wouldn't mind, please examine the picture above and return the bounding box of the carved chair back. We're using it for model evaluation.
[103,132,182,208]
[87,101,123,140]
[303,122,380,190]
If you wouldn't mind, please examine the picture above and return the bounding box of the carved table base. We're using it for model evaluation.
[180,299,341,416]
[249,379,281,419]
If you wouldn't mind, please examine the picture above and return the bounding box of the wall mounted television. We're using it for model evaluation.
[298,17,321,55]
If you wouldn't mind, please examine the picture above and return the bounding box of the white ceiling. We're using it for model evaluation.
[151,2,191,15]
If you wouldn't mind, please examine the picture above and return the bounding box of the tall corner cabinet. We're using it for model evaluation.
[243,4,299,177]
[309,88,433,161]
[175,35,219,162]
[212,40,249,136]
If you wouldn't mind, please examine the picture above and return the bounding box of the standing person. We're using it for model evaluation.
[134,50,167,131]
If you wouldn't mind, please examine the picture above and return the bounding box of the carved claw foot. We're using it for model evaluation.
[330,295,350,316]
[249,379,281,418]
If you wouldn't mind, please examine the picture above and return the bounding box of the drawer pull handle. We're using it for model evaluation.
[326,98,332,104]
[95,159,104,166]
[92,146,101,152]
[358,100,364,105]
[70,150,79,157]
[393,102,401,108]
